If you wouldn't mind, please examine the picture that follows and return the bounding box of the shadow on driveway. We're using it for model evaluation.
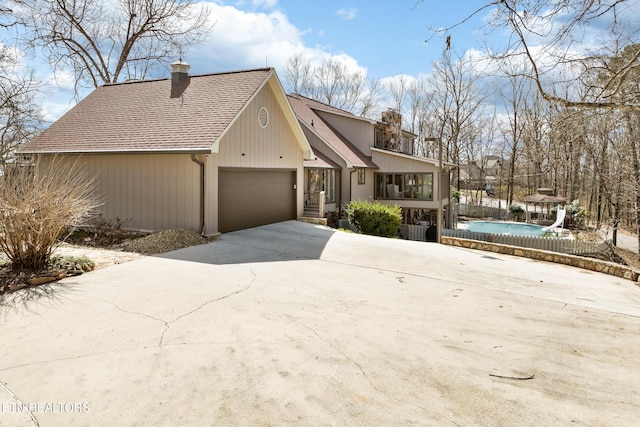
[154,220,337,265]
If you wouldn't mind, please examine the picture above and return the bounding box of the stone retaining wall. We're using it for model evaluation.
[442,236,640,284]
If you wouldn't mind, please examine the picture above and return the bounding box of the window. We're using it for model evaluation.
[357,168,366,185]
[374,173,433,200]
[325,169,335,203]
[374,127,385,149]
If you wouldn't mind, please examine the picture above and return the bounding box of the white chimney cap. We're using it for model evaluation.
[171,60,190,75]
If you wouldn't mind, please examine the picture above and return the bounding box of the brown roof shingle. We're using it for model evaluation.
[288,94,377,169]
[21,68,273,153]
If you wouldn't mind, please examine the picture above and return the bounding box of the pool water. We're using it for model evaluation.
[465,221,544,237]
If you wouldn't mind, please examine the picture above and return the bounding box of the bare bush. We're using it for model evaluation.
[0,155,101,269]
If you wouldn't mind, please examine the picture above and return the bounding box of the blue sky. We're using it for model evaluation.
[191,0,488,79]
[262,0,486,78]
[15,0,493,121]
[9,0,640,123]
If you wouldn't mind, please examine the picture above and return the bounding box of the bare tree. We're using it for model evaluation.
[430,50,487,190]
[12,0,211,94]
[421,0,640,110]
[387,73,409,113]
[285,53,313,94]
[283,55,381,118]
[498,72,535,206]
[0,1,19,28]
[0,46,41,172]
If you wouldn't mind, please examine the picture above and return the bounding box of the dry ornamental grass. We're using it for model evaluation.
[0,156,100,270]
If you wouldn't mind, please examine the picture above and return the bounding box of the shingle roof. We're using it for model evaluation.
[304,149,341,169]
[21,68,274,153]
[288,94,377,169]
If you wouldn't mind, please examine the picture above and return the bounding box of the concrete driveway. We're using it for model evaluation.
[1,221,639,426]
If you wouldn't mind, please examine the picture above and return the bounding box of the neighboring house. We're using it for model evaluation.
[288,94,455,227]
[459,155,503,192]
[19,62,314,234]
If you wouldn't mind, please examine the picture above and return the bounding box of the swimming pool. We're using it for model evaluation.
[465,221,544,237]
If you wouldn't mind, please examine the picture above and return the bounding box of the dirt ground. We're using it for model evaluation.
[0,229,211,296]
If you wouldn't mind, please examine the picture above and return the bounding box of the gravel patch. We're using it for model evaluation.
[120,229,209,255]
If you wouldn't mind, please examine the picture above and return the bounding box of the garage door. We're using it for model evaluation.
[219,169,296,232]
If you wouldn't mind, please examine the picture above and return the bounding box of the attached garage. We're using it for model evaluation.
[218,169,297,232]
[20,65,314,235]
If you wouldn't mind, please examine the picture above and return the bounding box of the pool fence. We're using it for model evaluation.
[457,203,508,220]
[401,224,610,256]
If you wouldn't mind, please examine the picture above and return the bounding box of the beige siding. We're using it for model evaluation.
[349,168,374,202]
[372,150,439,173]
[206,83,305,233]
[372,150,446,209]
[315,111,374,156]
[64,153,201,232]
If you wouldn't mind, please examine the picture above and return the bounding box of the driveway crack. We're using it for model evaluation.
[102,300,169,326]
[293,320,378,392]
[0,379,40,426]
[158,268,257,346]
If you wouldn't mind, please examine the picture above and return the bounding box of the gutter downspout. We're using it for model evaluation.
[191,154,206,235]
[349,168,356,208]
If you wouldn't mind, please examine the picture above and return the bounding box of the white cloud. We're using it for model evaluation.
[252,0,278,8]
[233,0,278,9]
[0,44,29,75]
[40,101,74,123]
[336,7,358,21]
[190,4,303,71]
[188,2,367,81]
[43,69,76,91]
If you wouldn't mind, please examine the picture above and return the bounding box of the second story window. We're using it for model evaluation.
[374,127,384,149]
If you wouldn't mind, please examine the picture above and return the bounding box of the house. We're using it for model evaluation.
[287,94,455,227]
[19,62,314,234]
[459,155,503,192]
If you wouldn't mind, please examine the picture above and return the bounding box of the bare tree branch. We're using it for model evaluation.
[0,46,42,172]
[11,0,212,93]
[421,0,640,110]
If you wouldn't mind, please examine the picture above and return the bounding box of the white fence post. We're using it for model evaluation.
[319,191,325,217]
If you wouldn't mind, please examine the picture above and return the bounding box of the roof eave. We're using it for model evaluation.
[297,119,354,168]
[371,147,457,169]
[19,148,213,155]
[311,106,377,125]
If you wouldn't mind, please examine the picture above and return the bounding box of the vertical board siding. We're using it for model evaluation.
[210,84,304,233]
[315,111,374,156]
[371,151,439,173]
[218,87,303,169]
[71,153,200,232]
[350,169,373,202]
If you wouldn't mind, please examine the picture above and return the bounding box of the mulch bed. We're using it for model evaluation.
[0,264,64,296]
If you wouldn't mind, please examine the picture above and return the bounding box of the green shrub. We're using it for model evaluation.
[50,255,95,272]
[345,200,402,238]
[509,204,525,221]
[566,199,587,228]
[451,187,461,203]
